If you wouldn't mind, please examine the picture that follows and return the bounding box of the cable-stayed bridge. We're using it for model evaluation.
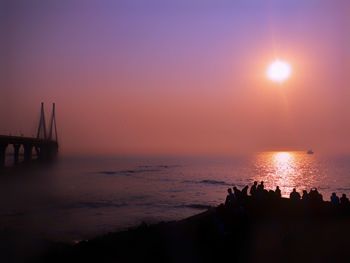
[0,103,58,168]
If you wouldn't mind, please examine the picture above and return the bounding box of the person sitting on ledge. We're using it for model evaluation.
[275,186,281,198]
[302,190,308,202]
[241,185,249,198]
[340,194,350,206]
[330,192,340,205]
[268,190,276,199]
[290,188,301,201]
[257,181,264,192]
[316,188,323,202]
[309,188,323,203]
[256,181,265,198]
[225,188,234,207]
[250,181,258,196]
[233,186,242,201]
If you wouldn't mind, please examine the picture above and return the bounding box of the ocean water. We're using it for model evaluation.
[1,152,350,241]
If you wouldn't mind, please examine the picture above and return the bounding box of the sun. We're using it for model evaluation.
[266,59,292,83]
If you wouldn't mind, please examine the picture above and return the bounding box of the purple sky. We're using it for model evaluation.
[1,0,350,155]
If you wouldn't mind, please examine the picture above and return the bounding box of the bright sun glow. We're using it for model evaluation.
[266,59,292,83]
[274,152,293,164]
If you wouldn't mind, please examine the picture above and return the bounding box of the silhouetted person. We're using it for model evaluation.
[241,185,248,198]
[256,181,265,200]
[268,190,276,200]
[309,188,316,201]
[257,181,264,191]
[225,188,234,207]
[330,192,340,205]
[275,186,281,198]
[263,189,269,197]
[314,188,323,202]
[250,181,258,196]
[340,194,350,206]
[233,186,242,200]
[290,188,301,201]
[309,188,322,203]
[302,190,308,202]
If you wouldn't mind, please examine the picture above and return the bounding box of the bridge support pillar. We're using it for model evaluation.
[36,145,45,161]
[13,144,21,165]
[0,144,8,168]
[23,144,33,163]
[34,146,40,160]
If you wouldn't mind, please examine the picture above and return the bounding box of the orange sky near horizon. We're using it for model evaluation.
[1,0,350,156]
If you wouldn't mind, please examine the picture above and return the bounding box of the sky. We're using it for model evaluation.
[1,0,350,155]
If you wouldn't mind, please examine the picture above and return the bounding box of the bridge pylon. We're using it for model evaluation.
[37,102,47,140]
[48,103,58,142]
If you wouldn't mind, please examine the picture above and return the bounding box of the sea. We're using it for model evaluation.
[1,152,350,242]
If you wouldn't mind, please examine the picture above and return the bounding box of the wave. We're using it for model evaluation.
[178,204,213,210]
[138,165,180,169]
[134,202,212,210]
[64,201,128,210]
[98,169,161,176]
[200,179,230,185]
[183,179,231,186]
[98,165,179,176]
[99,171,120,175]
[336,187,350,191]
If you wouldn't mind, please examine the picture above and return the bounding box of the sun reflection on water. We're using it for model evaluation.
[254,151,320,197]
[274,152,295,176]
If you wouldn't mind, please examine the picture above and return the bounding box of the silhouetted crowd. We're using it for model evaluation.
[225,181,350,209]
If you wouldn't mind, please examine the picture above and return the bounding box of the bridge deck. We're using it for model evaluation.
[0,135,57,145]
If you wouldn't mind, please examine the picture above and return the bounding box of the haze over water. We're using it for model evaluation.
[1,152,350,241]
[1,1,350,255]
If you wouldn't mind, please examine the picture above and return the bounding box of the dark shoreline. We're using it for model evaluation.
[34,197,350,263]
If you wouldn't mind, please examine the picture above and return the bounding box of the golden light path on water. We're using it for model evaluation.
[253,151,323,197]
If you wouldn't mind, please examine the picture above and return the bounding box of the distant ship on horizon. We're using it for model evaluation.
[307,149,314,154]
